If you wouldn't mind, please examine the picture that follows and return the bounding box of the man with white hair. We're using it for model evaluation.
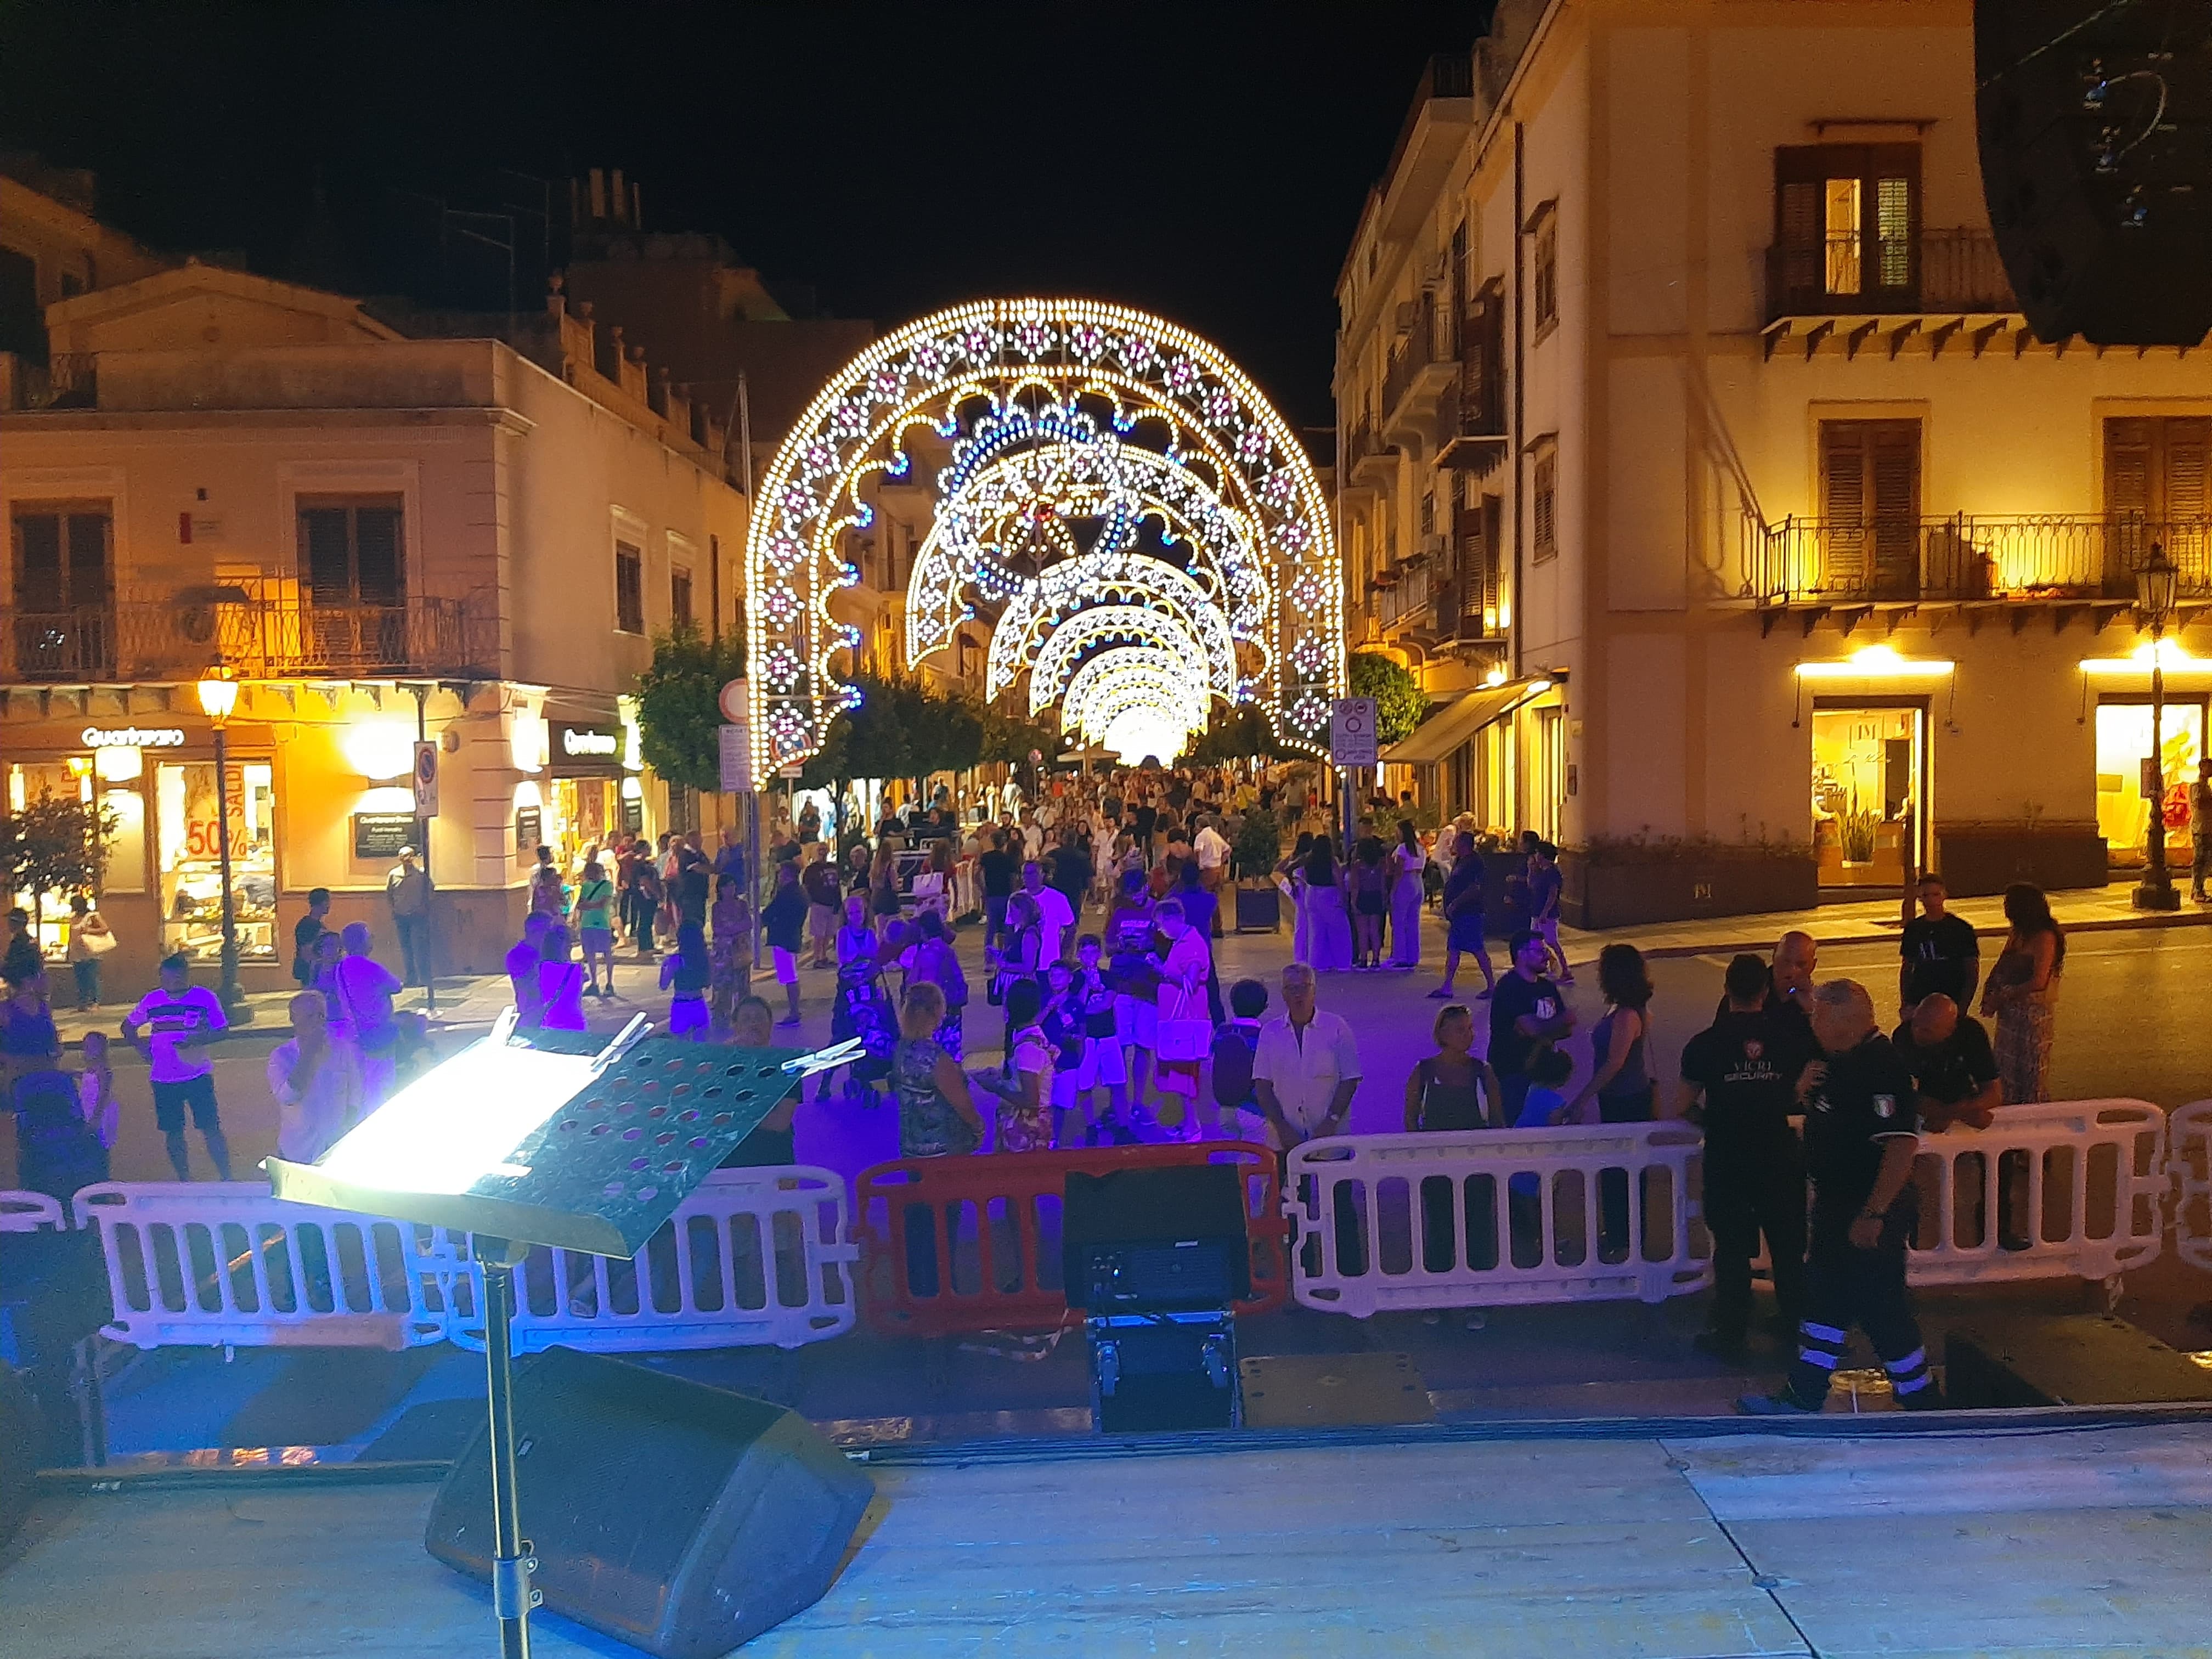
[1252,961,1361,1152]
[1741,978,1943,1414]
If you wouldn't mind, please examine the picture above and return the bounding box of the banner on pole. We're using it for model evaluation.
[719,724,752,794]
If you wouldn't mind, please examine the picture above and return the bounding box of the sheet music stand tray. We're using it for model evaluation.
[268,1012,847,1657]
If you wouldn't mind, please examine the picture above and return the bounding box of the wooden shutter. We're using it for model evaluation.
[354,505,403,606]
[300,506,352,605]
[13,512,64,610]
[1820,420,1921,597]
[2165,419,2209,520]
[64,512,111,608]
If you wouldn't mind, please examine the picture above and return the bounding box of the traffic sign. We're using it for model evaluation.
[1330,697,1379,767]
[412,740,440,816]
[718,677,751,724]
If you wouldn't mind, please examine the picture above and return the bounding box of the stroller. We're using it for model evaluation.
[821,956,897,1107]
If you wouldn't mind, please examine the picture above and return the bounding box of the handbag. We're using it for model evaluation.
[82,924,117,956]
[1153,984,1212,1064]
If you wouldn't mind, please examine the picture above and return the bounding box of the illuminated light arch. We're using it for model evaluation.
[743,298,1343,774]
[1019,604,1235,719]
[1057,646,1212,740]
[992,559,1240,706]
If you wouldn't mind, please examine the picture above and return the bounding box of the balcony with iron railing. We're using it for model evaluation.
[1435,364,1508,475]
[1742,514,2212,617]
[3,584,500,684]
[1342,419,1400,492]
[1762,228,2022,358]
[1372,560,1435,631]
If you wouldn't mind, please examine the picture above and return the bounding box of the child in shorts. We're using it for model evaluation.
[759,861,808,1027]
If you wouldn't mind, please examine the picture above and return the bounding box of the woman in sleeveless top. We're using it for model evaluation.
[891,981,984,1159]
[1350,840,1389,969]
[1387,819,1427,969]
[1570,943,1655,1124]
[1981,882,2064,1104]
[1279,832,1315,963]
[1300,838,1355,972]
[1403,1003,1498,1132]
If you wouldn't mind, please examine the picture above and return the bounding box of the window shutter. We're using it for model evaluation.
[1820,425,1868,588]
[1869,424,1921,592]
[355,505,404,606]
[2164,419,2209,521]
[64,512,112,607]
[2104,419,2154,517]
[300,506,352,605]
[14,513,63,610]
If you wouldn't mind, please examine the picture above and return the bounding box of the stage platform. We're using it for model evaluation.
[9,1420,2212,1657]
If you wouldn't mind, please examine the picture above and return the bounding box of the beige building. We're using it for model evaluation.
[1342,0,2209,924]
[2,193,748,991]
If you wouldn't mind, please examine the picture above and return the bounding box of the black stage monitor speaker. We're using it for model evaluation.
[1063,1163,1251,1312]
[1976,0,2212,346]
[426,1347,873,1658]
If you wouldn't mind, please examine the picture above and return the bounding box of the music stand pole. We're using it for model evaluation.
[478,1235,538,1658]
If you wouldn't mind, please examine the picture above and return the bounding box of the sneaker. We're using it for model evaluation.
[775,1015,801,1028]
[1426,986,1455,1000]
[1896,1384,1949,1412]
[1736,1387,1820,1415]
[1692,1329,1750,1364]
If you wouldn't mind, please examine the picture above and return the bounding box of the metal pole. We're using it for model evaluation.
[2146,639,2175,904]
[413,684,437,1014]
[479,1239,537,1659]
[213,722,242,1012]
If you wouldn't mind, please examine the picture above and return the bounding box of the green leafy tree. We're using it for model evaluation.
[633,624,747,792]
[1,793,119,930]
[1349,651,1429,746]
[1187,703,1279,765]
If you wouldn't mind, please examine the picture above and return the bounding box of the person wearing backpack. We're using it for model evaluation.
[1210,978,1269,1140]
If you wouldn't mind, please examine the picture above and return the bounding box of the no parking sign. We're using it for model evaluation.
[1329,697,1378,766]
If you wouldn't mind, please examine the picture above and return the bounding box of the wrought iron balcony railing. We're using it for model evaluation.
[1745,514,2212,606]
[4,591,499,683]
[1764,227,2017,323]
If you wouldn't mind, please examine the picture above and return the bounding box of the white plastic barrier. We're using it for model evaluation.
[1,1189,67,1232]
[1904,1100,2167,1287]
[441,1166,859,1355]
[1285,1124,1713,1316]
[71,1182,455,1351]
[2169,1099,2212,1274]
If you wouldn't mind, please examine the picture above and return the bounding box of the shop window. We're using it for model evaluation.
[297,498,404,606]
[670,567,693,629]
[1811,706,1925,890]
[614,542,645,634]
[156,759,277,963]
[2095,698,2204,870]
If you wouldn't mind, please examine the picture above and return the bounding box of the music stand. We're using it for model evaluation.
[268,1011,856,1658]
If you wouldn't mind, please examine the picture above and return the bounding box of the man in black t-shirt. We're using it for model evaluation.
[1678,952,1814,1357]
[1742,979,1943,1414]
[1894,992,2022,1251]
[1047,828,1093,921]
[1899,872,1979,1017]
[1488,929,1573,1121]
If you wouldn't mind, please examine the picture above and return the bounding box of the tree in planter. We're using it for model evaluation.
[0,793,119,935]
[1232,809,1282,882]
[1349,651,1427,746]
[633,624,748,793]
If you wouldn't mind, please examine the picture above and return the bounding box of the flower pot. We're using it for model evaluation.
[1234,884,1282,933]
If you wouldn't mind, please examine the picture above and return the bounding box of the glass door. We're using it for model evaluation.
[1812,705,1925,890]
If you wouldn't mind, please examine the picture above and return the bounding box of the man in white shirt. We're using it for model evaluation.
[123,952,232,1180]
[1252,962,1361,1152]
[1024,859,1075,966]
[1194,817,1231,881]
[267,991,363,1164]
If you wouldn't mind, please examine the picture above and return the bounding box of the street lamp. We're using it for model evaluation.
[194,673,252,1010]
[2132,545,2182,912]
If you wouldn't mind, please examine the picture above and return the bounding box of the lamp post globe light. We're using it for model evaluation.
[194,673,253,1012]
[2132,545,2182,913]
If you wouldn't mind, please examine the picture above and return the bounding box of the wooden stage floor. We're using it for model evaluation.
[9,1423,2212,1657]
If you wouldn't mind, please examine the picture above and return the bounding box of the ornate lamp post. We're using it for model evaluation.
[194,673,251,1008]
[2132,545,2181,912]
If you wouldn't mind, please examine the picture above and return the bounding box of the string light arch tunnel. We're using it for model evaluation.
[742,298,1345,775]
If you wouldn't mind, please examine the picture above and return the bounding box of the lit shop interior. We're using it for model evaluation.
[1809,703,1926,890]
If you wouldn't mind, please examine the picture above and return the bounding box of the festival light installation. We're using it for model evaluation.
[742,300,1345,776]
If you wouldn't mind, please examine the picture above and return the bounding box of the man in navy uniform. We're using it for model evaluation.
[1678,952,1814,1361]
[1741,978,1944,1414]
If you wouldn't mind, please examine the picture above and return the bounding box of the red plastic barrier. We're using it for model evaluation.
[854,1140,1289,1336]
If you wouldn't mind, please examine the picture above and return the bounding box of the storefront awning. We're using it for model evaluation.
[1381,676,1553,766]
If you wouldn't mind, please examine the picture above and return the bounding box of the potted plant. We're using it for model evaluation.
[1232,810,1284,932]
[1839,806,1880,867]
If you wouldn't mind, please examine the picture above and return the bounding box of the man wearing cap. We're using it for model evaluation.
[1741,978,1944,1414]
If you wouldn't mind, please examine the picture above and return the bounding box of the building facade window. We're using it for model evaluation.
[1818,419,1921,596]
[1532,216,1559,335]
[1531,447,1558,563]
[297,498,404,606]
[156,757,278,962]
[614,541,645,634]
[1775,144,1920,309]
[670,567,693,629]
[10,500,114,678]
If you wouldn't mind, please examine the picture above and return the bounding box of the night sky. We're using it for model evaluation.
[0,2,1489,431]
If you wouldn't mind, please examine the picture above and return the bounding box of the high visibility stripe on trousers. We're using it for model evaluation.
[1797,1319,1847,1373]
[1884,1344,1934,1396]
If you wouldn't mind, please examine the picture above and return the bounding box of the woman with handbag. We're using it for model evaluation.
[65,895,115,1010]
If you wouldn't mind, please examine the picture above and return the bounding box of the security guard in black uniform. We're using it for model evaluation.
[1741,978,1944,1413]
[1678,953,1814,1361]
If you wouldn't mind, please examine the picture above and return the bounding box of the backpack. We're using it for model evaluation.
[1210,1022,1259,1111]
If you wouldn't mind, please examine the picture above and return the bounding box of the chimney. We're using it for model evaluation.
[611,170,626,223]
[631,180,642,228]
[588,168,607,221]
